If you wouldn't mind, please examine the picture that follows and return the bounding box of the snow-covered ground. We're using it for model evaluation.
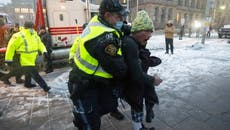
[147,34,230,89]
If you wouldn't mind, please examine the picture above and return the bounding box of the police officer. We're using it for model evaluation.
[68,0,128,129]
[5,21,50,92]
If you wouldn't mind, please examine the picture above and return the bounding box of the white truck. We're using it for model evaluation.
[218,25,230,38]
[41,0,99,63]
[0,0,99,73]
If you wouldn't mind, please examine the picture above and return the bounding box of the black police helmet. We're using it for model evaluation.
[24,21,34,28]
[99,0,129,16]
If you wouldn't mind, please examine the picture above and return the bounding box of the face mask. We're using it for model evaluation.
[114,21,123,30]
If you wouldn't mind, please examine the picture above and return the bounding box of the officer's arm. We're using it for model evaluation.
[89,33,127,80]
[5,34,18,62]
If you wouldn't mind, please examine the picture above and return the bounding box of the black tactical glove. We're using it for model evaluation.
[43,52,49,59]
[121,24,131,36]
[69,58,75,67]
[148,56,162,67]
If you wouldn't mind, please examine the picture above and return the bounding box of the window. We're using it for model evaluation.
[154,7,159,21]
[161,8,166,24]
[59,14,64,21]
[178,0,183,6]
[168,8,173,20]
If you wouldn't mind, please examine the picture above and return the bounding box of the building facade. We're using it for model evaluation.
[129,0,207,30]
[212,0,230,28]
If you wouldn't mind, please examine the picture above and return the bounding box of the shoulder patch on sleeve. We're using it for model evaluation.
[104,44,117,56]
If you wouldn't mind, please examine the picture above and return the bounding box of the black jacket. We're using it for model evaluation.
[40,32,52,53]
[121,35,156,110]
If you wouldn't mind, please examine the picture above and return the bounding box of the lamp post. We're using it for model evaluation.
[126,0,129,22]
[219,5,226,27]
[19,15,24,26]
[85,0,90,22]
[201,0,213,44]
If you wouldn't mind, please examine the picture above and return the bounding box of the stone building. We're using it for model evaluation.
[212,0,230,28]
[129,0,206,30]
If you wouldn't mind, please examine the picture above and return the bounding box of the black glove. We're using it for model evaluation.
[69,58,75,67]
[43,52,49,59]
[121,24,131,36]
[148,56,162,67]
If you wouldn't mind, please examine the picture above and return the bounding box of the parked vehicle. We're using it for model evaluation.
[218,25,230,38]
[0,0,99,73]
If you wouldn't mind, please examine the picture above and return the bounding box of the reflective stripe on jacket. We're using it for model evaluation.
[74,15,122,78]
[5,29,47,66]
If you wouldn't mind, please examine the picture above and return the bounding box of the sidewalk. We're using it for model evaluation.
[1,71,230,130]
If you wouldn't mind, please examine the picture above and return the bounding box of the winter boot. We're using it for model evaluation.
[110,109,124,120]
[140,123,155,130]
[145,105,155,123]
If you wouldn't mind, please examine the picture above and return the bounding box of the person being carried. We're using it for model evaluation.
[122,10,163,130]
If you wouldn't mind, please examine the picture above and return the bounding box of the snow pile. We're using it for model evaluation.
[191,42,205,50]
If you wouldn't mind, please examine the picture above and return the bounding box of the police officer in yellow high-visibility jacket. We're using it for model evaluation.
[5,21,50,92]
[68,0,128,129]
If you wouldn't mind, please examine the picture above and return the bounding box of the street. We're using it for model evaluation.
[0,35,230,130]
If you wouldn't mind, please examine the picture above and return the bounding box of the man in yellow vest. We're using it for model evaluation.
[68,0,128,129]
[164,20,175,54]
[5,21,50,92]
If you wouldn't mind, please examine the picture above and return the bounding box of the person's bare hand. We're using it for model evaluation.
[154,75,163,86]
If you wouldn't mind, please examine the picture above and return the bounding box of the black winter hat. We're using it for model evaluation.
[99,0,128,16]
[24,21,34,28]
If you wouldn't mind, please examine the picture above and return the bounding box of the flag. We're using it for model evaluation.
[34,0,45,31]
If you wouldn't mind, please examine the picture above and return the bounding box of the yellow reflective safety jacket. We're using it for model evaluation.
[74,15,122,79]
[5,28,47,66]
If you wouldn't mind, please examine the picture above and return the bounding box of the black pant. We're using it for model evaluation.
[68,70,117,130]
[22,66,48,89]
[45,52,53,72]
[165,38,174,54]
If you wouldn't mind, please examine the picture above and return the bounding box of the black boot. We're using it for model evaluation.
[16,79,25,84]
[146,105,155,123]
[25,84,37,88]
[0,111,2,117]
[43,86,51,92]
[110,109,124,120]
[3,79,11,85]
[140,123,155,130]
